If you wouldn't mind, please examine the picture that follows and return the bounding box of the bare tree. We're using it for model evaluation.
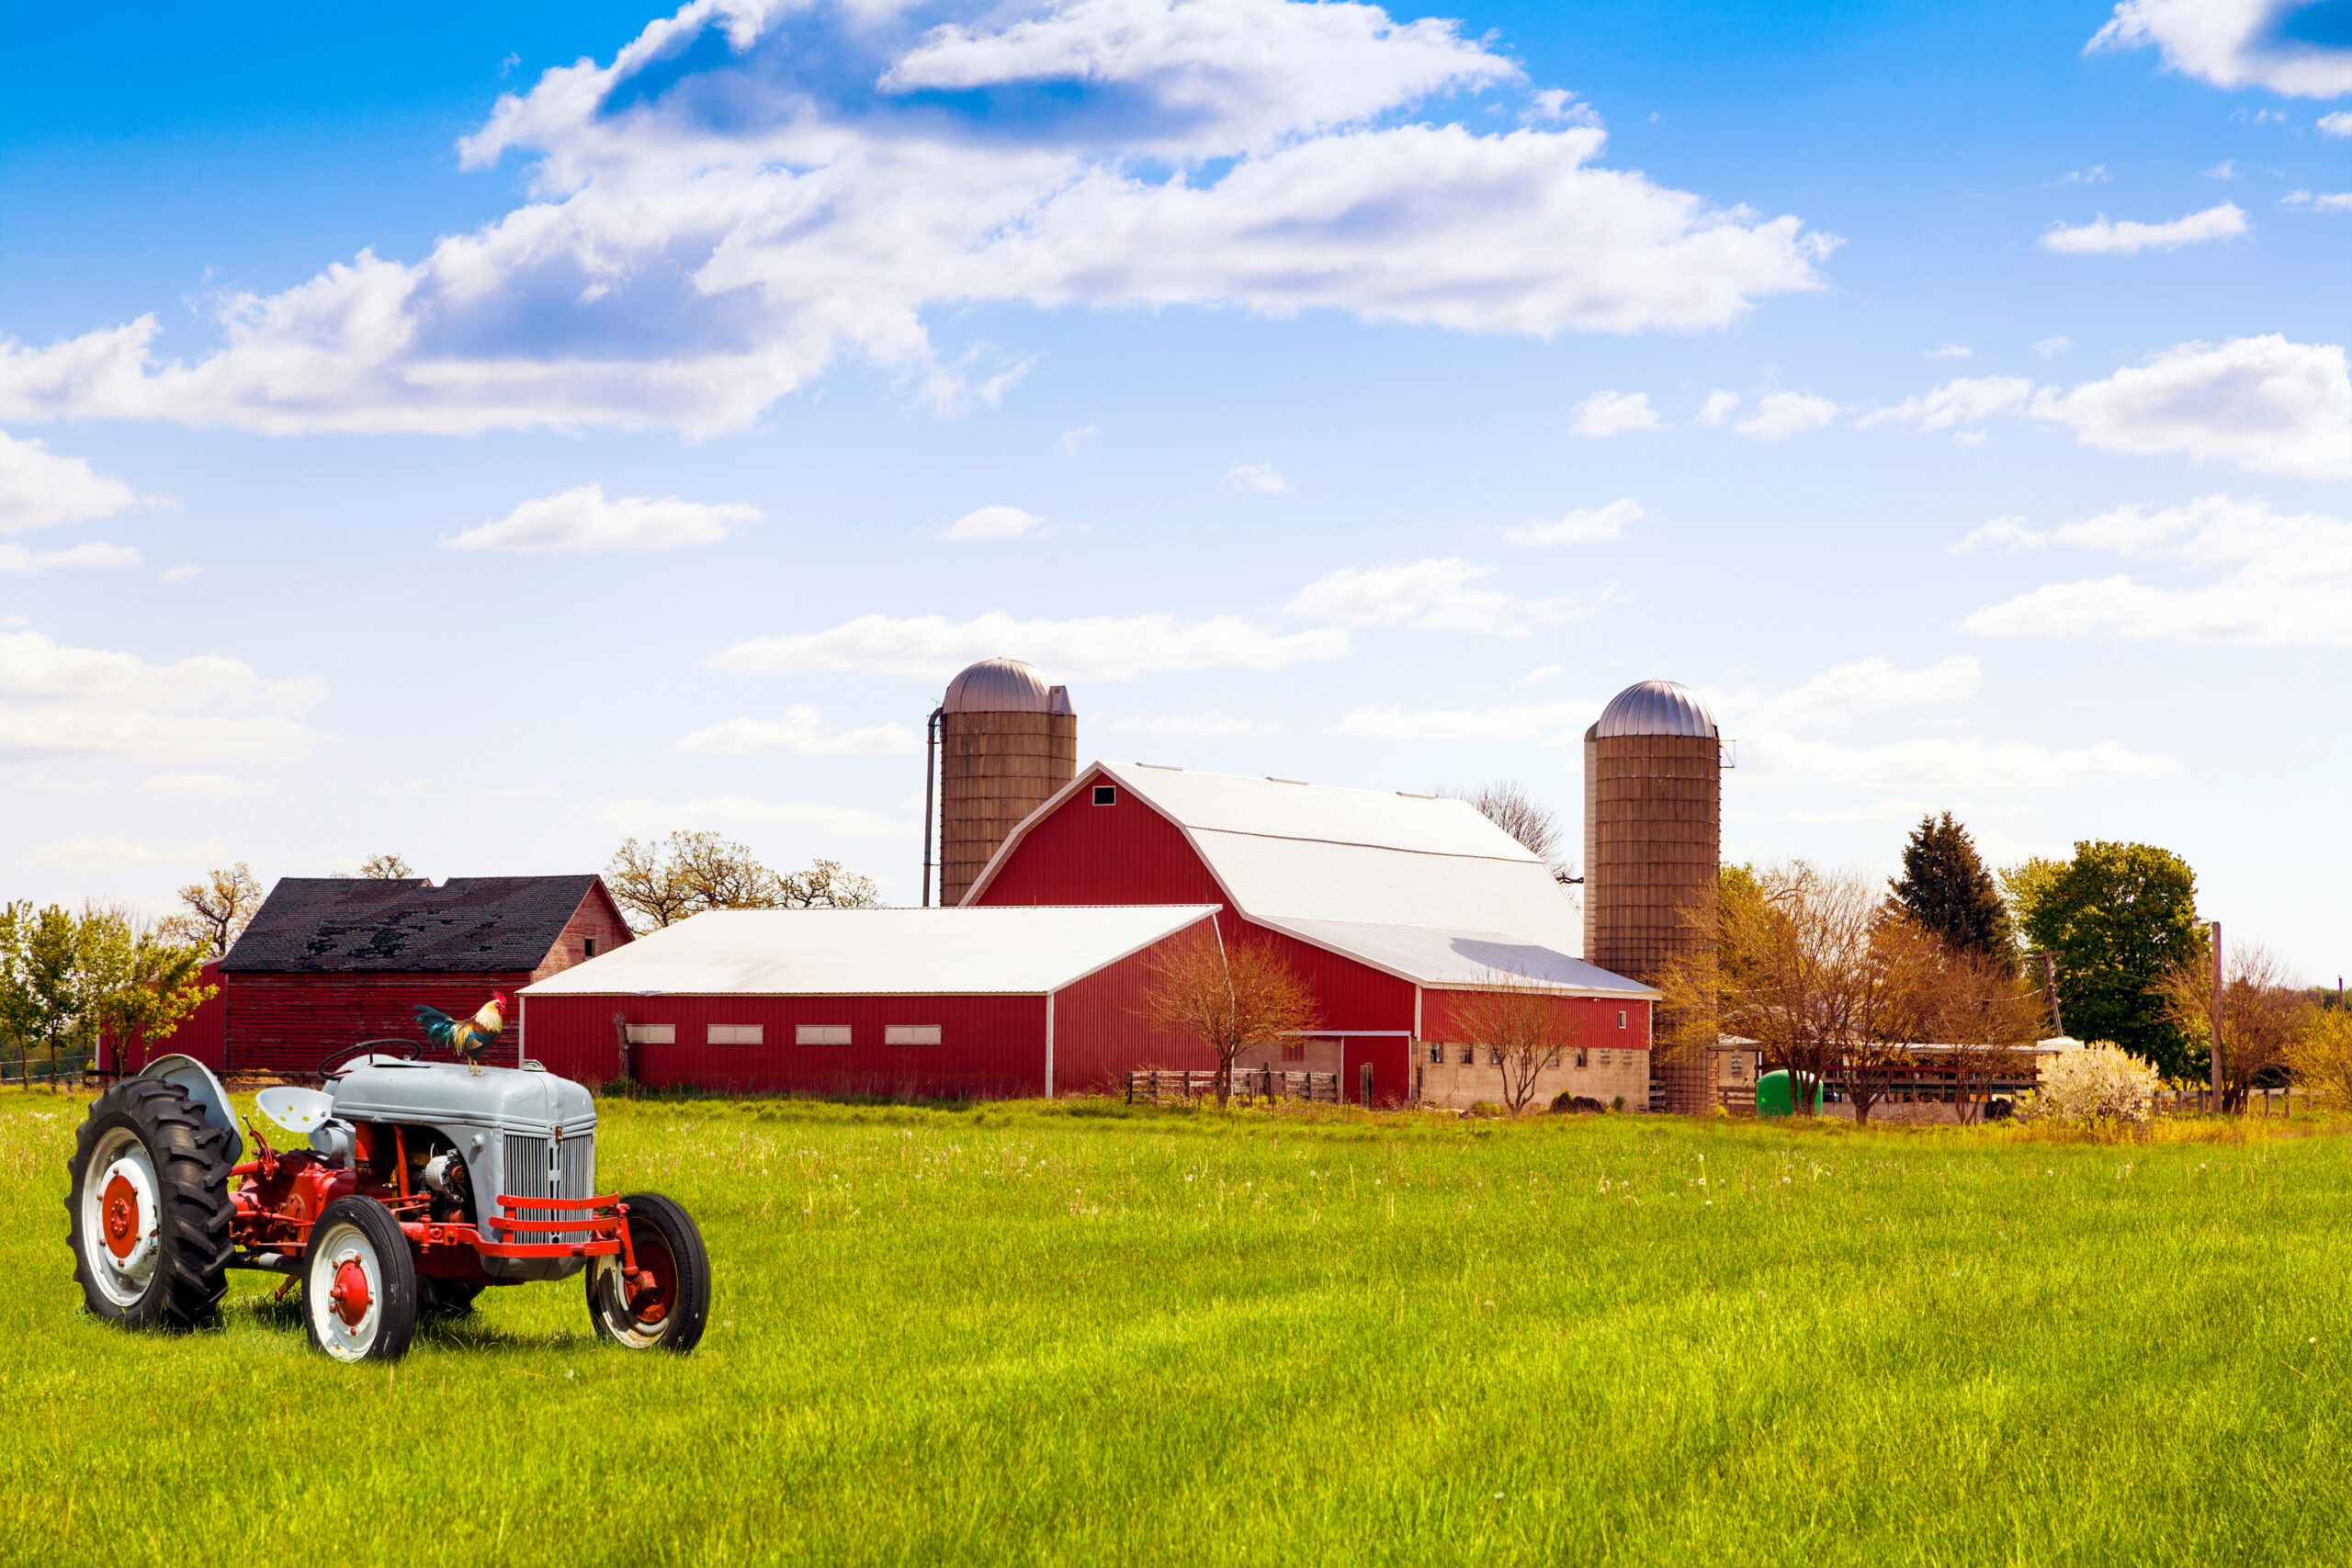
[605,832,879,932]
[776,859,881,909]
[2154,941,2310,1113]
[1927,943,2050,1122]
[357,852,415,879]
[1445,781,1577,885]
[1141,927,1320,1108]
[156,863,266,957]
[1451,970,1589,1115]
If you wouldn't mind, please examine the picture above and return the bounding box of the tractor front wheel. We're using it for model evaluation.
[586,1192,709,1353]
[66,1077,233,1328]
[304,1198,418,1363]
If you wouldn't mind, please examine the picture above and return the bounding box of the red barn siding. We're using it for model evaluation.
[1050,931,1219,1094]
[228,973,534,1075]
[970,768,1227,909]
[522,992,1049,1099]
[1419,990,1651,1054]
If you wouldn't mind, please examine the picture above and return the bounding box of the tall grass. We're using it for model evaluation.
[4,1092,2345,1566]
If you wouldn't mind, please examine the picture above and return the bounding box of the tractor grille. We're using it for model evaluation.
[503,1133,597,1245]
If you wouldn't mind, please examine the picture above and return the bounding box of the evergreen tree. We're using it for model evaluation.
[2015,840,2203,1079]
[1890,812,2013,968]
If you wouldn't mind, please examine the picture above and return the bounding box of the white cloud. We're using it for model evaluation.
[710,610,1349,682]
[1733,390,1840,441]
[0,628,323,762]
[2039,202,2247,254]
[1284,558,1620,636]
[2087,0,2352,97]
[1332,699,1595,743]
[943,504,1045,540]
[1739,732,2177,794]
[0,540,143,573]
[1735,655,1983,732]
[32,835,232,871]
[674,705,921,755]
[1516,663,1565,684]
[2033,337,2073,358]
[0,430,147,535]
[2282,189,2352,211]
[1960,494,2348,647]
[2046,165,2110,186]
[2204,159,2237,178]
[162,565,204,584]
[1057,425,1096,457]
[1859,376,2035,434]
[1928,344,1974,359]
[142,773,271,799]
[447,483,755,552]
[1570,389,1662,437]
[1950,515,2049,553]
[2323,111,2352,136]
[2029,335,2352,479]
[1500,497,1639,546]
[1104,711,1279,736]
[577,795,909,839]
[0,1,1834,438]
[1695,389,1740,426]
[1222,463,1289,494]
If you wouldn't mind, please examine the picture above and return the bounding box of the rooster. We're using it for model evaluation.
[414,993,509,1074]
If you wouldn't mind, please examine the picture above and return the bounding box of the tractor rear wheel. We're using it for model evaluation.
[66,1077,234,1329]
[586,1192,708,1353]
[304,1198,418,1362]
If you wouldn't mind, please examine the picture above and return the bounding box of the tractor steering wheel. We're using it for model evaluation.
[313,1038,435,1085]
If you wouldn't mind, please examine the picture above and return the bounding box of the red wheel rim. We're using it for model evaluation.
[328,1258,372,1326]
[624,1225,677,1326]
[101,1172,141,1260]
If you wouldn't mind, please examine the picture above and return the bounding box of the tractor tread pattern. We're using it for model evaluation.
[66,1077,235,1329]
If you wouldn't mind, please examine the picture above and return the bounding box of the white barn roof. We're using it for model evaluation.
[1259,918,1657,997]
[521,905,1218,998]
[967,761,1585,957]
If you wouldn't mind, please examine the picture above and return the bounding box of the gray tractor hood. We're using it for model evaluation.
[328,1059,595,1139]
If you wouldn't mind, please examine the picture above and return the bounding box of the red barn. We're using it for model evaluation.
[217,875,632,1074]
[963,762,1658,1108]
[517,905,1220,1097]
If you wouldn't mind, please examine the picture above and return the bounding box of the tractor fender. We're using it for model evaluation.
[140,1055,243,1166]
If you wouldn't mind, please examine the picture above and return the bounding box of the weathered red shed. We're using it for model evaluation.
[518,904,1221,1097]
[963,761,1658,1108]
[217,875,631,1074]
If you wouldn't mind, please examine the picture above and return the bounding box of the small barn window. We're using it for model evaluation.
[1487,1046,1502,1066]
[885,1024,942,1046]
[1092,784,1117,806]
[1458,1045,1475,1066]
[707,1024,763,1045]
[1282,1041,1306,1062]
[1429,1043,1442,1064]
[582,936,598,958]
[624,1024,674,1045]
[795,1025,852,1046]
[1575,1048,1588,1068]
[1598,1049,1611,1067]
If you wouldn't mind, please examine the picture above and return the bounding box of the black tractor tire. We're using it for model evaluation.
[303,1197,418,1363]
[66,1077,235,1329]
[586,1191,710,1353]
[418,1277,487,1316]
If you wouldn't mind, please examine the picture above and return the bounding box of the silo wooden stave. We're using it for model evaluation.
[938,659,1077,907]
[1582,680,1721,1115]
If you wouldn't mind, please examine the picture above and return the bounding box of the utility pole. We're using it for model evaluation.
[2208,919,2224,1114]
[920,704,944,908]
[2041,953,2064,1038]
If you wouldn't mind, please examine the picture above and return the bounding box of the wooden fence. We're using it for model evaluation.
[1125,1068,1341,1107]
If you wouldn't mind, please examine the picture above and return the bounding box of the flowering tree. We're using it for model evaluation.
[2019,1043,2161,1125]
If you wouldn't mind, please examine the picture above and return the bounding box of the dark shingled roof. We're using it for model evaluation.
[220,876,603,975]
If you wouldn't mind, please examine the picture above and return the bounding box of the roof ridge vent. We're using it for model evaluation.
[1135,761,1184,771]
[1266,776,1309,785]
[1395,790,1438,798]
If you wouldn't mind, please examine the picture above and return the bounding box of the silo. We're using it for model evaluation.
[929,658,1077,907]
[1582,679,1721,1114]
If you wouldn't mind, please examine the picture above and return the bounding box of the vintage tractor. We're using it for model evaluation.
[65,1047,710,1363]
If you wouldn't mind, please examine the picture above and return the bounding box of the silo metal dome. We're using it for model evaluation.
[943,657,1070,715]
[1594,679,1718,739]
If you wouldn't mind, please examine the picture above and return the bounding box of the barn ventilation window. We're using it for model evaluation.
[885,1024,942,1046]
[582,936,597,958]
[1575,1048,1588,1068]
[1618,1010,1627,1029]
[707,1024,763,1045]
[624,1024,674,1045]
[1092,784,1117,806]
[1282,1041,1306,1063]
[795,1025,852,1046]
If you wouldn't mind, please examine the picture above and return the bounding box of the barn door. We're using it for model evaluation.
[1358,1061,1375,1108]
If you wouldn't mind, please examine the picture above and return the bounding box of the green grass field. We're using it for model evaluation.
[6,1089,2346,1566]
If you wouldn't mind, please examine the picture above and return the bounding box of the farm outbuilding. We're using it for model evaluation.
[962,761,1658,1108]
[216,875,632,1074]
[517,904,1222,1098]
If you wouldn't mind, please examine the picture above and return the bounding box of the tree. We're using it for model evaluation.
[2011,841,2203,1079]
[158,863,266,957]
[1926,944,2050,1123]
[605,831,880,932]
[0,906,216,1088]
[1445,781,1577,885]
[78,911,216,1075]
[1891,812,2014,970]
[1452,971,1590,1115]
[2282,1008,2352,1114]
[357,853,415,880]
[1141,927,1320,1108]
[2154,942,2311,1112]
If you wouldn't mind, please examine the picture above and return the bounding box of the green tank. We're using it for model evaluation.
[1755,1069,1823,1117]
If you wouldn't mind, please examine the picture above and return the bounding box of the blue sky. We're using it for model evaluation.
[3,0,2346,976]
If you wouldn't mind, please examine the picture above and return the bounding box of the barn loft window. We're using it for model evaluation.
[1092,784,1117,805]
[707,1024,763,1045]
[795,1025,852,1046]
[624,1024,674,1044]
[582,935,597,958]
[885,1024,943,1046]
